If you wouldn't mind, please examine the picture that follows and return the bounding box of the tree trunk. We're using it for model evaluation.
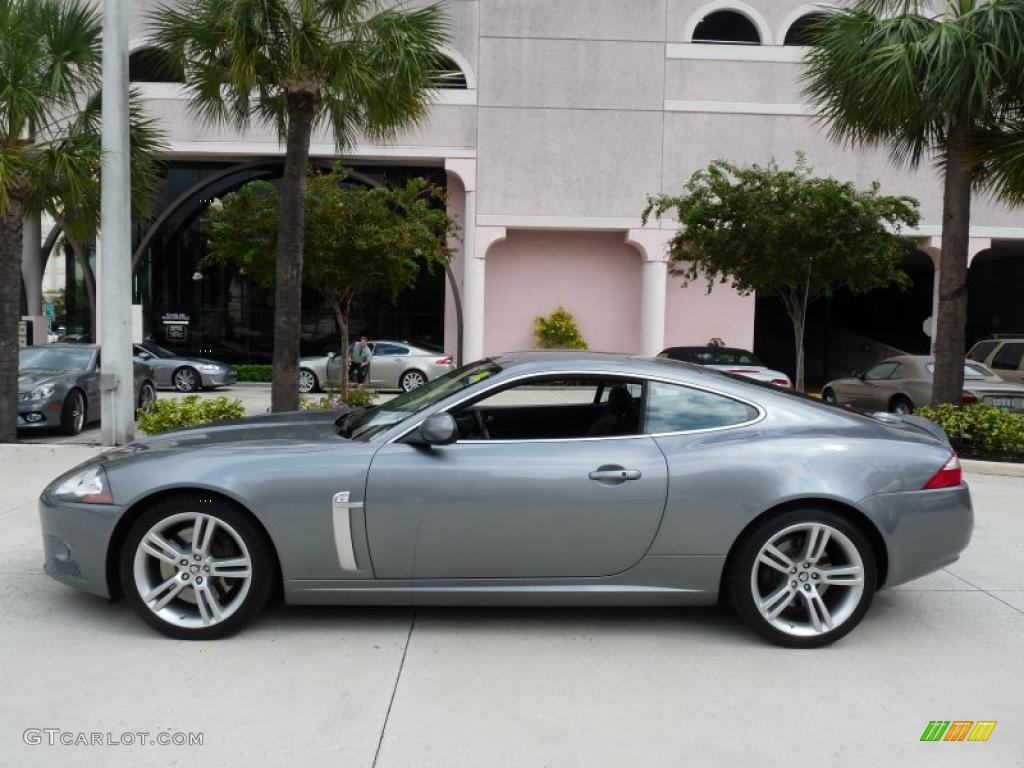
[270,93,316,412]
[71,239,97,336]
[931,116,973,406]
[332,300,350,399]
[789,302,806,394]
[0,201,24,442]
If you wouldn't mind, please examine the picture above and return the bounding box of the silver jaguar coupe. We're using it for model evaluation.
[38,352,973,647]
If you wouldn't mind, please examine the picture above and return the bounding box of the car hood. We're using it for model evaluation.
[18,371,69,390]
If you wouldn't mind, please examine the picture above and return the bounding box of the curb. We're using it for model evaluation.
[961,458,1024,478]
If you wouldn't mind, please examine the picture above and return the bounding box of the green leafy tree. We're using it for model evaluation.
[803,0,1024,405]
[204,170,456,394]
[644,158,919,391]
[152,0,450,412]
[0,0,101,442]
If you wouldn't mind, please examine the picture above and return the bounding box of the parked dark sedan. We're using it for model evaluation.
[18,345,157,435]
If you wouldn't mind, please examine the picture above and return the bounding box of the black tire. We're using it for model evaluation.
[137,381,157,411]
[821,388,837,405]
[172,366,200,393]
[889,395,914,415]
[726,508,878,648]
[58,389,86,436]
[119,494,276,640]
[400,369,427,392]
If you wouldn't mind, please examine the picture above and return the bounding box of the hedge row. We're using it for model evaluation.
[235,364,273,382]
[915,404,1024,460]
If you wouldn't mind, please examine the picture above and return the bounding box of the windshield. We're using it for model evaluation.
[348,360,502,441]
[666,348,762,366]
[925,362,992,379]
[20,347,94,371]
[141,342,176,358]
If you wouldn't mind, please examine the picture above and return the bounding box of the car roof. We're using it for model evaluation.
[662,346,754,355]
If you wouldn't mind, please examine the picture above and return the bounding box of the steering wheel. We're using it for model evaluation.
[473,410,490,440]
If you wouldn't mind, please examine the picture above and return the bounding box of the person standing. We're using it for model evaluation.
[350,336,372,385]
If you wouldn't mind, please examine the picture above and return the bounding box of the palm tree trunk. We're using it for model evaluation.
[932,116,973,406]
[270,92,316,412]
[0,201,24,442]
[71,239,97,337]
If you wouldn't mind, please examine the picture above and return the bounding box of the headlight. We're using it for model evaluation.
[197,364,222,373]
[21,383,55,401]
[50,465,114,504]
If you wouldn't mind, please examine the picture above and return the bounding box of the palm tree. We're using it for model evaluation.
[0,0,101,442]
[151,0,450,412]
[803,0,1024,405]
[29,91,166,334]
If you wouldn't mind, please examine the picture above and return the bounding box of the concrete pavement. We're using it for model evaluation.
[0,445,1021,767]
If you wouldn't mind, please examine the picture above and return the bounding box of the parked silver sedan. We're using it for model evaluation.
[18,345,156,436]
[134,342,237,392]
[659,346,792,387]
[822,355,1024,414]
[40,352,972,647]
[299,340,454,393]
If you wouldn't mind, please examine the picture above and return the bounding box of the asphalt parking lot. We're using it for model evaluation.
[1,444,1022,768]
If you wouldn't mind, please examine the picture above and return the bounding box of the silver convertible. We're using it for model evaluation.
[39,352,973,647]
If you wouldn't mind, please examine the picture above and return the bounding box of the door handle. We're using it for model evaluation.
[589,468,641,482]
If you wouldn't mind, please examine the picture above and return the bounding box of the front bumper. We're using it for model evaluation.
[859,484,974,588]
[17,400,64,429]
[199,369,237,387]
[38,495,122,598]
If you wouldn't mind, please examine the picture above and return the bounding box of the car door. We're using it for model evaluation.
[363,374,669,579]
[849,362,899,410]
[368,343,409,388]
[85,350,102,417]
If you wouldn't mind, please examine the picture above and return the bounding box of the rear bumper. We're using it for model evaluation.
[859,484,973,588]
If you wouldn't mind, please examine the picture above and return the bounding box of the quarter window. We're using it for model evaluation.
[967,340,998,362]
[992,343,1024,371]
[645,382,758,433]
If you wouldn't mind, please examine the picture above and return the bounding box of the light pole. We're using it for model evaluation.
[98,0,135,445]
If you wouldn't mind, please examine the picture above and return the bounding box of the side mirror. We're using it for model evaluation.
[852,369,865,380]
[416,413,457,446]
[327,351,337,359]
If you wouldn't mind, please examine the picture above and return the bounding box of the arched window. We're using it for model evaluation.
[129,47,185,83]
[431,55,468,89]
[692,10,761,44]
[784,13,829,46]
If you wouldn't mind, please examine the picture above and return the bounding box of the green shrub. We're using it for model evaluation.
[236,364,273,382]
[915,404,1024,457]
[300,387,376,411]
[534,306,587,350]
[137,396,246,435]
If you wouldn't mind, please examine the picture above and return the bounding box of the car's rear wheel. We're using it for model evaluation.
[727,509,877,648]
[137,381,156,412]
[821,388,837,405]
[298,368,318,394]
[120,496,275,639]
[58,390,86,436]
[890,395,914,415]
[400,369,426,392]
[172,367,199,393]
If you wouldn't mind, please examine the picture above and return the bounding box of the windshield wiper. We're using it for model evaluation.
[334,405,372,437]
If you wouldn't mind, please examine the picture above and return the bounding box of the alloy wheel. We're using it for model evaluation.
[138,383,156,411]
[298,369,317,394]
[174,368,198,392]
[749,522,865,638]
[71,393,85,433]
[132,512,253,629]
[401,370,426,391]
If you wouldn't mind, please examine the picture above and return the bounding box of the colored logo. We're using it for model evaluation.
[921,721,997,742]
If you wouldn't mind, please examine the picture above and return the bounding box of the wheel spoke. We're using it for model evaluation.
[208,556,251,579]
[142,532,183,565]
[144,574,186,609]
[194,584,224,625]
[758,543,795,574]
[819,564,863,586]
[759,582,798,620]
[800,586,834,633]
[192,515,216,557]
[803,524,830,564]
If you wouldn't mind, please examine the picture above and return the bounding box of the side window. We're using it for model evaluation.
[887,364,903,380]
[967,340,998,363]
[992,343,1024,370]
[645,382,758,433]
[863,362,898,381]
[452,376,643,441]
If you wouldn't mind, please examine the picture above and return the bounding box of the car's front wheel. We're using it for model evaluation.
[727,509,877,648]
[120,496,275,639]
[172,367,200,393]
[59,390,86,436]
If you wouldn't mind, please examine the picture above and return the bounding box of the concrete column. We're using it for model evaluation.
[99,0,135,445]
[466,226,507,361]
[21,211,47,344]
[626,228,675,356]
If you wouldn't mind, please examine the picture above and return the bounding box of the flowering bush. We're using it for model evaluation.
[534,306,587,350]
[915,404,1024,459]
[137,396,245,435]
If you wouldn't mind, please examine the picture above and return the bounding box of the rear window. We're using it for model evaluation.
[967,340,999,362]
[925,362,992,379]
[992,343,1024,371]
[661,348,761,366]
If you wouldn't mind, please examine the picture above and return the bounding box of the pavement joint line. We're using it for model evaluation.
[0,500,35,519]
[372,609,416,768]
[942,568,1024,617]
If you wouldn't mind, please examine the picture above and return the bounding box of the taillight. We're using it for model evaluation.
[771,378,792,388]
[961,392,978,404]
[435,356,453,366]
[922,454,962,489]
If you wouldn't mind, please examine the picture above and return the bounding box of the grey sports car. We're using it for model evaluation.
[19,345,157,436]
[134,342,237,392]
[39,352,972,647]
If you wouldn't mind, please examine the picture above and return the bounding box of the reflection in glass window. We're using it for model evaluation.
[645,382,758,433]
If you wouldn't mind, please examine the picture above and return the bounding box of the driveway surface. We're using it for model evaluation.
[1,444,1021,767]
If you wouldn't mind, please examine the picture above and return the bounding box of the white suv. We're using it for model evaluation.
[967,337,1024,384]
